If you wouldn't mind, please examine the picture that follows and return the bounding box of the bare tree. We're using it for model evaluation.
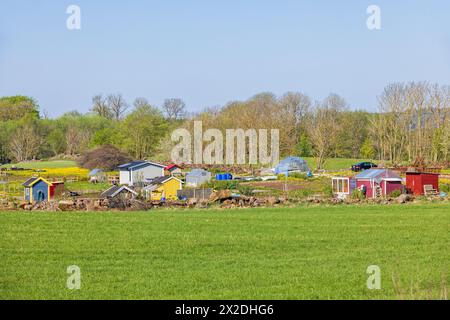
[65,124,90,155]
[307,95,345,170]
[133,97,151,109]
[107,94,128,120]
[9,125,40,162]
[162,98,186,120]
[91,95,112,119]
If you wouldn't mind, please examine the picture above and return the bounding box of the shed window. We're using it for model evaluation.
[333,178,349,193]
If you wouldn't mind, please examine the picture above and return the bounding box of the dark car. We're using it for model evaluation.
[351,162,378,172]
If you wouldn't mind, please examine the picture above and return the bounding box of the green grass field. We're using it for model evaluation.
[0,204,448,300]
[303,157,374,171]
[1,160,77,169]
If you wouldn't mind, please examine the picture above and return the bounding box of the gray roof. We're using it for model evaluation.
[143,176,182,191]
[22,177,51,187]
[355,169,402,183]
[23,177,39,187]
[100,185,137,198]
[117,161,165,171]
[88,169,104,176]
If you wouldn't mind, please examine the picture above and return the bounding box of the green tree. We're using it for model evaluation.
[0,96,39,121]
[297,133,312,157]
[120,105,168,159]
[360,138,375,159]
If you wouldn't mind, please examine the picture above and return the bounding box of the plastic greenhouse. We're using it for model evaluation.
[274,157,310,175]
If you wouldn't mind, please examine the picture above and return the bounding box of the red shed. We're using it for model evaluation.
[406,172,439,196]
[355,169,404,198]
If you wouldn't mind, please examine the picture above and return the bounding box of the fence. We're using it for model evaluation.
[177,188,213,200]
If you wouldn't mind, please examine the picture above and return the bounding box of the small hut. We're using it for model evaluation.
[142,176,183,201]
[88,169,107,183]
[186,169,211,188]
[23,177,58,203]
[164,164,182,176]
[100,185,137,200]
[355,169,403,198]
[406,171,439,196]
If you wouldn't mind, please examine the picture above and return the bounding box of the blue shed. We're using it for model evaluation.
[23,177,53,203]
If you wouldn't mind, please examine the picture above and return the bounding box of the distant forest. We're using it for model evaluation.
[0,81,449,169]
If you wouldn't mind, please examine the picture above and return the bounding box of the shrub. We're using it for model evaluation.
[322,184,334,198]
[389,190,402,198]
[351,188,365,200]
[288,172,308,179]
[440,184,450,193]
[78,145,132,171]
[206,180,240,190]
[238,184,254,196]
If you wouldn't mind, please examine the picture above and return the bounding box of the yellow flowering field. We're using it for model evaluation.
[6,167,89,179]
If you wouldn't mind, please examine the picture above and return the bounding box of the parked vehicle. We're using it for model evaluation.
[351,162,378,172]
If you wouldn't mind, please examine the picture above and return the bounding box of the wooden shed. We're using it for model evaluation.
[23,177,54,203]
[355,169,404,198]
[406,171,439,196]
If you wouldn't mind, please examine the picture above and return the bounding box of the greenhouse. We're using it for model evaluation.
[274,157,310,175]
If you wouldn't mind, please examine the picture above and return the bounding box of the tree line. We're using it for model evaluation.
[0,82,449,169]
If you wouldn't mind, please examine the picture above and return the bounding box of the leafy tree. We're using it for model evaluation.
[360,138,376,159]
[120,105,169,159]
[297,133,312,157]
[0,96,39,121]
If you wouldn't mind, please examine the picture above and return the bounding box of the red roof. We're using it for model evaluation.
[164,164,180,171]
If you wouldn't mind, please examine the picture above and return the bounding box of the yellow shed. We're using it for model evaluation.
[143,176,183,201]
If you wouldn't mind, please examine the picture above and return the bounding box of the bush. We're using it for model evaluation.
[238,184,254,196]
[440,184,450,193]
[322,184,334,198]
[206,180,240,190]
[288,172,308,179]
[77,145,132,171]
[351,189,365,200]
[389,190,402,198]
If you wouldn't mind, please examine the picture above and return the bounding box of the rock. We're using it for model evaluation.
[187,198,198,206]
[266,196,278,206]
[397,194,412,204]
[58,200,75,211]
[209,190,232,202]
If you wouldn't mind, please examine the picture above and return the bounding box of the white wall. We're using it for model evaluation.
[131,165,164,185]
[119,170,131,186]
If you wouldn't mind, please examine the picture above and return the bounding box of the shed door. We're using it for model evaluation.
[37,190,46,202]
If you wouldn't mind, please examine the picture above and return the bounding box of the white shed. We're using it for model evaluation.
[118,161,165,186]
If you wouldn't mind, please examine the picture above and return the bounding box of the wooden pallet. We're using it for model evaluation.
[424,185,438,196]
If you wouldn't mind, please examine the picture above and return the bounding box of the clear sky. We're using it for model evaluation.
[0,0,449,117]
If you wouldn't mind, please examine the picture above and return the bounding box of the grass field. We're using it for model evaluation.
[1,160,77,169]
[0,204,448,300]
[303,157,374,171]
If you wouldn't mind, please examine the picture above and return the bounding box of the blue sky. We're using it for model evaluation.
[0,0,449,116]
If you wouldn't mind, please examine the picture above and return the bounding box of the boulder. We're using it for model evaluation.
[58,200,75,211]
[209,190,232,202]
[266,196,278,206]
[396,194,412,204]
